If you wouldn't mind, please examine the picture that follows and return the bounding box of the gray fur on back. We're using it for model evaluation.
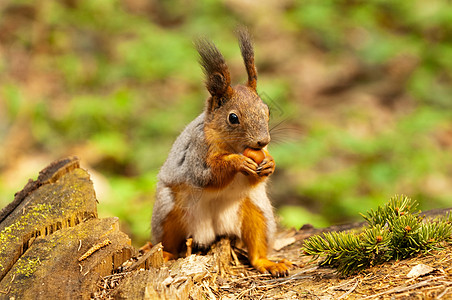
[158,113,211,187]
[152,113,210,243]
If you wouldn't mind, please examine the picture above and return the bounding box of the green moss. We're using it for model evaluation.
[0,204,52,272]
[14,257,41,277]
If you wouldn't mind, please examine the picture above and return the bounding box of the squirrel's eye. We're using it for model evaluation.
[228,113,240,125]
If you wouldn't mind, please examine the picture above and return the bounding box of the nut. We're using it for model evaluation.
[243,148,266,164]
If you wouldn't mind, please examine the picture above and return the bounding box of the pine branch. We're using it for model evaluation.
[361,194,419,227]
[302,195,452,276]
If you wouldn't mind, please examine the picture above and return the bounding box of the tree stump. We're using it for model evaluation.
[0,157,135,299]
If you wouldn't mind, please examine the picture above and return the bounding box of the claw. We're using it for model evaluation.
[255,156,275,177]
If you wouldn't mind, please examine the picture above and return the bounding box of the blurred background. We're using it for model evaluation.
[1,0,451,247]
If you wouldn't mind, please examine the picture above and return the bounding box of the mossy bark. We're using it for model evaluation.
[0,217,135,299]
[0,158,98,281]
[0,157,135,300]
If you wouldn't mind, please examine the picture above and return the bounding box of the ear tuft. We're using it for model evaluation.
[237,27,257,90]
[195,38,232,98]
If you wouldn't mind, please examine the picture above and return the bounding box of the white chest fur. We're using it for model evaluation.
[179,174,260,246]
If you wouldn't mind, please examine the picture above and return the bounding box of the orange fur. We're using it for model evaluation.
[241,198,291,277]
[161,205,187,259]
[205,153,243,189]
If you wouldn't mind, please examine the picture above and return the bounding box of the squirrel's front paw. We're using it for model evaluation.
[257,156,275,177]
[240,156,260,176]
[243,149,275,177]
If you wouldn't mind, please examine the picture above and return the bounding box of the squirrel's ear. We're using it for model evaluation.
[195,38,233,109]
[237,27,257,91]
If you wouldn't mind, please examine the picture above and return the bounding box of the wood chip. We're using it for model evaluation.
[406,264,434,278]
[78,239,112,262]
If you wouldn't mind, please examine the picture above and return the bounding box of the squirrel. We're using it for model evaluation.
[151,29,291,277]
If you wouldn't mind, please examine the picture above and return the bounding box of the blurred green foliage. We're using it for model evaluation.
[1,0,451,246]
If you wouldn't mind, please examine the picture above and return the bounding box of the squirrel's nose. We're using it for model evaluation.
[255,136,270,149]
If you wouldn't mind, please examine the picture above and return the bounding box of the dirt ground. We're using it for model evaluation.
[94,225,452,299]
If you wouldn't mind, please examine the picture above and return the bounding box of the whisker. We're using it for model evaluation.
[269,117,304,145]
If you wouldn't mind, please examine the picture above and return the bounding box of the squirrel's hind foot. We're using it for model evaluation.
[253,258,292,277]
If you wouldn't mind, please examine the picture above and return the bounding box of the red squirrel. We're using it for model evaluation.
[151,29,291,277]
